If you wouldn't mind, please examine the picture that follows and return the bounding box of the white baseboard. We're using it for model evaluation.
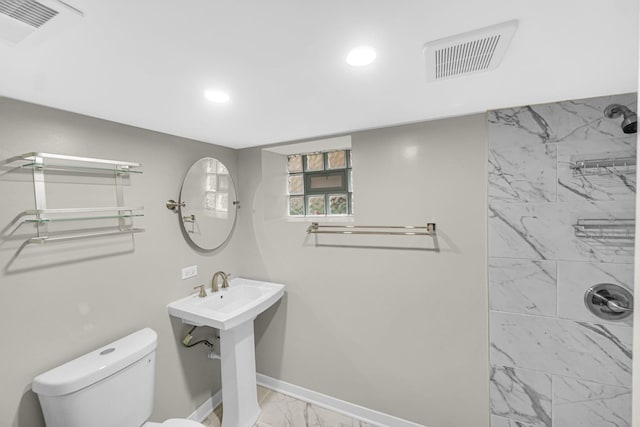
[188,374,425,427]
[256,373,425,427]
[188,388,222,422]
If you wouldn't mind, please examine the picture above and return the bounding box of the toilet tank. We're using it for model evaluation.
[32,328,158,427]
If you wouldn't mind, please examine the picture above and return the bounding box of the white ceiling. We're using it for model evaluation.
[0,0,638,148]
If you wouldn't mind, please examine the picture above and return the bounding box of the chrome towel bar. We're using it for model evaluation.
[306,222,436,236]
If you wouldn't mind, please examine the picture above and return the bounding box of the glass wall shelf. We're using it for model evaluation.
[12,152,145,245]
[18,152,142,175]
[23,206,144,215]
[22,207,144,223]
[28,228,145,244]
[24,206,144,215]
[25,214,144,223]
[21,162,143,174]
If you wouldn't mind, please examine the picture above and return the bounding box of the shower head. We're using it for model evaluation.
[604,104,637,134]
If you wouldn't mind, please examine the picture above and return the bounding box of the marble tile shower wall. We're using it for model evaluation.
[487,93,636,427]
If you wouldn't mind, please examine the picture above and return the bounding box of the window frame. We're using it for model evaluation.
[287,150,352,217]
[303,170,348,195]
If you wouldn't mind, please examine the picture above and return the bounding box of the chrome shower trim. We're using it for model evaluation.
[604,104,637,134]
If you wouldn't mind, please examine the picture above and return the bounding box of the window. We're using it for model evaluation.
[287,150,352,216]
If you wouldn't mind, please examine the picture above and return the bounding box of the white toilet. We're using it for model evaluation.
[32,328,204,427]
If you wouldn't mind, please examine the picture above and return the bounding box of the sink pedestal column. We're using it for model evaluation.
[219,320,261,427]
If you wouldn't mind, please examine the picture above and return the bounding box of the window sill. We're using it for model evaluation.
[285,215,355,224]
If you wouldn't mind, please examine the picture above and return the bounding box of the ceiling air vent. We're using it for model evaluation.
[423,20,518,82]
[0,0,82,44]
[0,0,58,27]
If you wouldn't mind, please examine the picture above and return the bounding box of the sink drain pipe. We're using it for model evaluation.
[182,325,215,349]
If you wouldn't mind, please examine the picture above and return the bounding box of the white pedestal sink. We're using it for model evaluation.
[167,277,285,427]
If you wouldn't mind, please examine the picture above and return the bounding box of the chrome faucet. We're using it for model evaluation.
[211,271,230,292]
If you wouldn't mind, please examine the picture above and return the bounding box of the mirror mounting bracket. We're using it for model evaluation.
[166,199,185,212]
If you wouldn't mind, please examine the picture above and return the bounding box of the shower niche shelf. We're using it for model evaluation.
[569,152,636,176]
[14,152,145,244]
[573,217,635,240]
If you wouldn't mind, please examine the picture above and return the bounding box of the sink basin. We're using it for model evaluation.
[167,277,285,330]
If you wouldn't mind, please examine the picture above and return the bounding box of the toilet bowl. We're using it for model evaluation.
[32,328,204,427]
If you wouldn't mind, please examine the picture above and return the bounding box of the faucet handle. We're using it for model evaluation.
[222,273,231,288]
[193,285,207,298]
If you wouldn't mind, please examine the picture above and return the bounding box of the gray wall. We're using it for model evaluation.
[487,93,636,427]
[0,98,490,427]
[237,114,490,427]
[0,97,240,426]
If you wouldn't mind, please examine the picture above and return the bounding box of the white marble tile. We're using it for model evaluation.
[202,404,223,427]
[490,365,551,427]
[489,258,557,316]
[490,312,632,388]
[254,390,311,426]
[488,92,637,427]
[257,385,272,404]
[491,415,536,427]
[557,136,636,203]
[488,105,557,148]
[553,376,631,427]
[306,404,378,427]
[488,202,562,260]
[257,390,377,427]
[489,201,634,263]
[489,143,557,203]
[203,387,377,427]
[488,93,637,149]
[558,261,634,326]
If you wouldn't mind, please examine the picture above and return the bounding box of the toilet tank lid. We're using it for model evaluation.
[32,328,158,397]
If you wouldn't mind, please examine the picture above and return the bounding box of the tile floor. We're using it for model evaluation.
[202,386,377,427]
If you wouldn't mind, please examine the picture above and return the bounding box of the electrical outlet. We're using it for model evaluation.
[181,265,198,279]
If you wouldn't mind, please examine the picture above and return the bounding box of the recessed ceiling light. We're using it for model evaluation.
[346,46,376,67]
[204,90,230,103]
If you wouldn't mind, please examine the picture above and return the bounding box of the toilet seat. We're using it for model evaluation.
[144,419,204,427]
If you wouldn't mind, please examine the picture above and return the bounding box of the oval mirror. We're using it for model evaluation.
[178,158,238,251]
